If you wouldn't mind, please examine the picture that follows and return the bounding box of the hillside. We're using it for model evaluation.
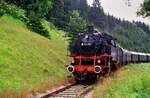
[93,63,150,98]
[110,23,150,52]
[0,15,69,97]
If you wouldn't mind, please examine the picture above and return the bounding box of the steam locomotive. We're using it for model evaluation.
[65,26,150,82]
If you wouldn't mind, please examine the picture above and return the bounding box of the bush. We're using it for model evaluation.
[26,12,49,37]
[26,16,49,38]
[0,1,51,38]
[0,1,25,20]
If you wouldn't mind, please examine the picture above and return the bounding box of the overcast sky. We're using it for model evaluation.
[87,0,150,25]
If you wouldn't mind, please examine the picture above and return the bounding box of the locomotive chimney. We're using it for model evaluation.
[88,25,94,33]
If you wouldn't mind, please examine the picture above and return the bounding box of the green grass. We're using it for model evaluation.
[93,63,150,98]
[0,15,69,96]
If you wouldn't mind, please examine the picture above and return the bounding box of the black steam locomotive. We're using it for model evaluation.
[65,26,150,81]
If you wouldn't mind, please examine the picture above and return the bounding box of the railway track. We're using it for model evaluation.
[40,83,93,98]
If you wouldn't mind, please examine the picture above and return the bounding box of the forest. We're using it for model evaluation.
[0,0,150,52]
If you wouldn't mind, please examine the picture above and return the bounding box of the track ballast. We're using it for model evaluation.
[40,83,93,98]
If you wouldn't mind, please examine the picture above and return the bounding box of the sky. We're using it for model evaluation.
[87,0,150,25]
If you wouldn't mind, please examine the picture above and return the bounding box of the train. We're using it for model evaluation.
[65,26,150,82]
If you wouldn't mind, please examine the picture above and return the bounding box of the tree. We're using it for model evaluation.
[88,0,105,30]
[3,0,53,18]
[124,0,150,17]
[21,0,53,37]
[47,0,66,28]
[75,0,89,19]
[134,21,150,35]
[67,10,87,39]
[23,0,53,18]
[47,0,89,36]
[138,0,150,17]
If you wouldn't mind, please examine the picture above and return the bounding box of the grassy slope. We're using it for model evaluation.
[0,15,69,96]
[93,63,150,98]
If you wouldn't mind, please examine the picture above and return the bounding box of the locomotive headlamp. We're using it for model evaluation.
[94,66,101,74]
[71,60,75,63]
[81,43,84,46]
[97,60,101,63]
[67,65,74,73]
